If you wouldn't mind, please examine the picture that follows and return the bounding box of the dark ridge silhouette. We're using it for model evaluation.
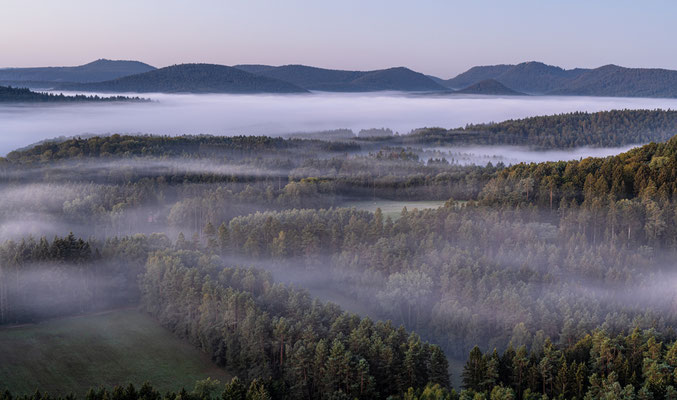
[446,61,677,97]
[454,79,524,95]
[548,64,677,97]
[0,59,156,83]
[444,64,515,89]
[235,64,447,91]
[60,63,308,94]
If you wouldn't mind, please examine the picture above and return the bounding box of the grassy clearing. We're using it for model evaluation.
[339,199,448,219]
[0,309,231,396]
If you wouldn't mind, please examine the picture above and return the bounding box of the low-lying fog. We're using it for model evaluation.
[425,144,641,165]
[2,91,677,155]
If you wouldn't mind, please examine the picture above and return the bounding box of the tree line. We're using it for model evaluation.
[140,249,449,399]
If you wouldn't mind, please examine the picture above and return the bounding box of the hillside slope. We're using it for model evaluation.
[62,63,308,93]
[549,64,677,97]
[494,61,587,94]
[0,309,231,396]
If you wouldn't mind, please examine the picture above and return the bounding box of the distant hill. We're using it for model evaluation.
[455,79,524,95]
[548,64,677,97]
[446,62,588,94]
[495,62,587,94]
[234,64,447,91]
[425,74,449,87]
[0,85,148,103]
[446,61,677,97]
[0,59,156,83]
[445,64,514,89]
[233,64,279,74]
[61,64,308,94]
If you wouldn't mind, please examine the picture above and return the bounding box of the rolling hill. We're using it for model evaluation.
[445,61,677,97]
[495,61,587,94]
[548,64,677,97]
[235,64,447,91]
[61,63,308,93]
[445,62,587,94]
[454,79,525,95]
[444,64,514,89]
[0,59,156,83]
[9,59,677,97]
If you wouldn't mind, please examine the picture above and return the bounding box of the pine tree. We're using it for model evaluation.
[463,346,486,391]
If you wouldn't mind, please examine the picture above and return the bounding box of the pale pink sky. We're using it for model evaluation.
[2,0,676,77]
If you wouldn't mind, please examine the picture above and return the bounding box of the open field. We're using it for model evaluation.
[0,309,231,396]
[340,199,448,219]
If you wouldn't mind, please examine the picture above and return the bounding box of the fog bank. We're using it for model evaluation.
[425,144,641,165]
[2,92,677,154]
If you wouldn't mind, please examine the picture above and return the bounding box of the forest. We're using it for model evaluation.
[4,109,677,399]
[407,110,677,148]
[0,85,148,102]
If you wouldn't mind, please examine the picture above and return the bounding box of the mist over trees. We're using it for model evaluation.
[0,86,149,103]
[5,109,677,398]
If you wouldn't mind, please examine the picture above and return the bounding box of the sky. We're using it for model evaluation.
[2,0,676,78]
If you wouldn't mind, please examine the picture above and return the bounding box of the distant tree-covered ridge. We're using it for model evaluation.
[453,79,524,96]
[406,109,677,148]
[234,64,448,92]
[5,110,677,162]
[443,61,677,98]
[61,64,309,94]
[0,59,156,83]
[0,85,149,103]
[6,59,677,97]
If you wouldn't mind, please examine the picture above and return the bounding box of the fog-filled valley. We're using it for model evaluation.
[8,0,677,397]
[3,92,677,154]
[4,108,677,399]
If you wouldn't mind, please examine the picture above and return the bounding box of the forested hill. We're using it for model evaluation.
[61,64,308,94]
[454,79,524,95]
[0,86,148,103]
[2,135,359,164]
[549,64,677,98]
[444,62,587,93]
[234,64,447,91]
[407,109,677,148]
[444,64,515,89]
[480,131,677,211]
[0,59,156,83]
[444,61,677,97]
